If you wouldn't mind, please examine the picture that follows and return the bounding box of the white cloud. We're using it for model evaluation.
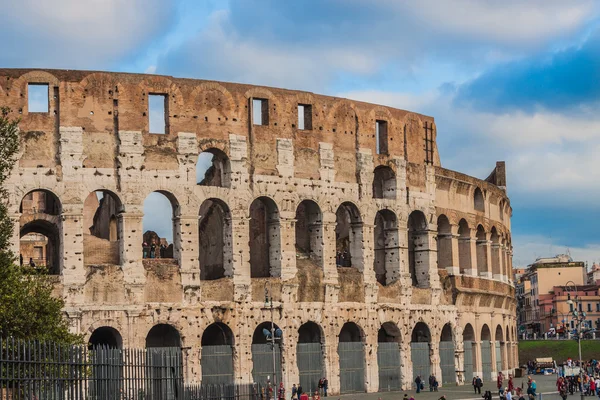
[0,0,174,68]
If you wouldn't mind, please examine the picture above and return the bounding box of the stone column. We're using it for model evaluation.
[430,340,442,388]
[443,223,461,275]
[278,216,297,280]
[490,339,498,378]
[119,209,146,303]
[465,229,478,277]
[401,341,413,391]
[365,328,379,392]
[322,217,340,303]
[177,215,200,304]
[492,242,502,281]
[230,215,251,302]
[283,330,299,395]
[237,318,254,384]
[425,228,440,289]
[472,341,482,378]
[478,234,492,279]
[325,334,340,394]
[357,148,374,199]
[363,223,379,302]
[454,338,465,386]
[61,204,85,304]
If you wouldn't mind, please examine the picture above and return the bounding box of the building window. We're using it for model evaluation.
[570,303,574,312]
[596,303,600,312]
[376,120,388,155]
[149,94,167,134]
[297,104,312,130]
[28,83,49,113]
[588,303,592,312]
[571,321,574,329]
[579,303,583,312]
[252,98,268,126]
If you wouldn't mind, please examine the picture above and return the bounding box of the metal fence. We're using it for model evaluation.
[0,337,263,400]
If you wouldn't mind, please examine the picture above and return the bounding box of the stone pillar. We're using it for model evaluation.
[61,204,85,303]
[177,215,200,304]
[283,330,299,395]
[478,235,492,279]
[322,215,340,303]
[444,223,461,275]
[325,334,340,394]
[472,341,482,378]
[237,321,254,384]
[490,339,498,378]
[185,346,201,384]
[430,341,442,388]
[492,242,502,281]
[230,215,251,302]
[455,338,465,386]
[425,228,440,289]
[319,142,335,182]
[279,216,297,281]
[119,209,146,303]
[365,328,379,392]
[229,134,249,192]
[401,340,413,391]
[357,148,374,199]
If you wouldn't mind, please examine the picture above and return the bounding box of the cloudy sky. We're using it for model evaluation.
[4,0,600,267]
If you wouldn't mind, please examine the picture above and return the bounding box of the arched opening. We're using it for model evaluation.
[88,326,123,349]
[480,325,492,380]
[495,325,504,374]
[196,148,231,188]
[463,324,476,381]
[374,209,399,286]
[408,211,430,288]
[499,200,505,221]
[335,202,364,270]
[142,191,179,260]
[297,322,325,393]
[338,322,365,393]
[411,322,431,385]
[249,197,281,277]
[83,190,123,266]
[437,215,452,270]
[201,323,234,385]
[19,190,62,274]
[474,188,485,212]
[490,227,500,278]
[295,200,323,265]
[146,324,181,348]
[251,322,283,386]
[373,166,396,199]
[458,219,472,274]
[378,322,401,391]
[440,324,456,385]
[476,225,488,277]
[199,199,232,280]
[145,324,182,398]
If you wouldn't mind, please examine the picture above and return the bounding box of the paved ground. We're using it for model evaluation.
[337,374,568,400]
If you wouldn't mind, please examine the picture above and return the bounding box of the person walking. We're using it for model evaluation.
[473,376,479,394]
[291,384,297,400]
[475,376,483,394]
[497,371,504,395]
[429,374,435,392]
[322,378,328,397]
[508,374,514,395]
[278,383,285,400]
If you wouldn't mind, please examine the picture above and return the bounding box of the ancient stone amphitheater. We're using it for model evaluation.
[1,69,517,393]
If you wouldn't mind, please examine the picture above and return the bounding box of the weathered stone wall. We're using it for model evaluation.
[1,69,516,393]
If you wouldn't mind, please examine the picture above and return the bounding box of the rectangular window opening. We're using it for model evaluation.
[298,104,312,130]
[376,120,388,155]
[252,98,268,126]
[149,94,167,134]
[588,303,592,312]
[28,83,49,113]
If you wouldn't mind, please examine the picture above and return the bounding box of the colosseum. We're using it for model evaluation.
[1,69,517,393]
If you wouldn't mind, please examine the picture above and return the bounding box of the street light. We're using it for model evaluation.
[565,281,586,400]
[264,284,283,394]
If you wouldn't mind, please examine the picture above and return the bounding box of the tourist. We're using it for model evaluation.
[291,384,297,400]
[508,374,514,395]
[313,391,320,400]
[559,378,568,400]
[142,241,148,258]
[19,253,23,266]
[299,390,309,400]
[483,390,492,400]
[278,383,285,400]
[475,376,483,394]
[473,376,479,393]
[297,384,303,398]
[160,243,166,258]
[497,371,504,395]
[322,378,328,397]
[505,387,512,400]
[150,239,156,258]
[429,374,436,392]
[415,375,423,393]
[29,257,35,267]
[433,376,439,392]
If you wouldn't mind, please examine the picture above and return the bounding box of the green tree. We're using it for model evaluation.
[0,107,80,344]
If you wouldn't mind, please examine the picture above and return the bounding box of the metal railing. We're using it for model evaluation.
[0,337,264,400]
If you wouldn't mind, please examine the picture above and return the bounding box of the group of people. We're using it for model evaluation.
[142,240,168,259]
[558,374,600,398]
[471,372,535,400]
[413,374,440,393]
[264,378,328,400]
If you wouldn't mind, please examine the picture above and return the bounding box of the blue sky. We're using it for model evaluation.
[3,0,600,267]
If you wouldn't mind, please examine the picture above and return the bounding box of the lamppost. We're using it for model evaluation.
[264,284,283,394]
[565,281,586,400]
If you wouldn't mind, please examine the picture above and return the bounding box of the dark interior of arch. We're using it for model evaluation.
[335,203,360,268]
[252,322,282,345]
[378,322,401,343]
[339,322,362,343]
[19,190,61,215]
[373,166,396,199]
[295,200,322,257]
[440,324,453,342]
[89,326,123,349]
[463,324,475,341]
[474,188,485,211]
[495,326,503,341]
[373,209,397,286]
[199,200,228,280]
[202,323,234,346]
[197,149,230,188]
[146,324,181,348]
[87,190,123,240]
[20,220,60,274]
[408,211,427,287]
[298,322,322,343]
[249,197,279,278]
[481,325,491,341]
[411,322,431,343]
